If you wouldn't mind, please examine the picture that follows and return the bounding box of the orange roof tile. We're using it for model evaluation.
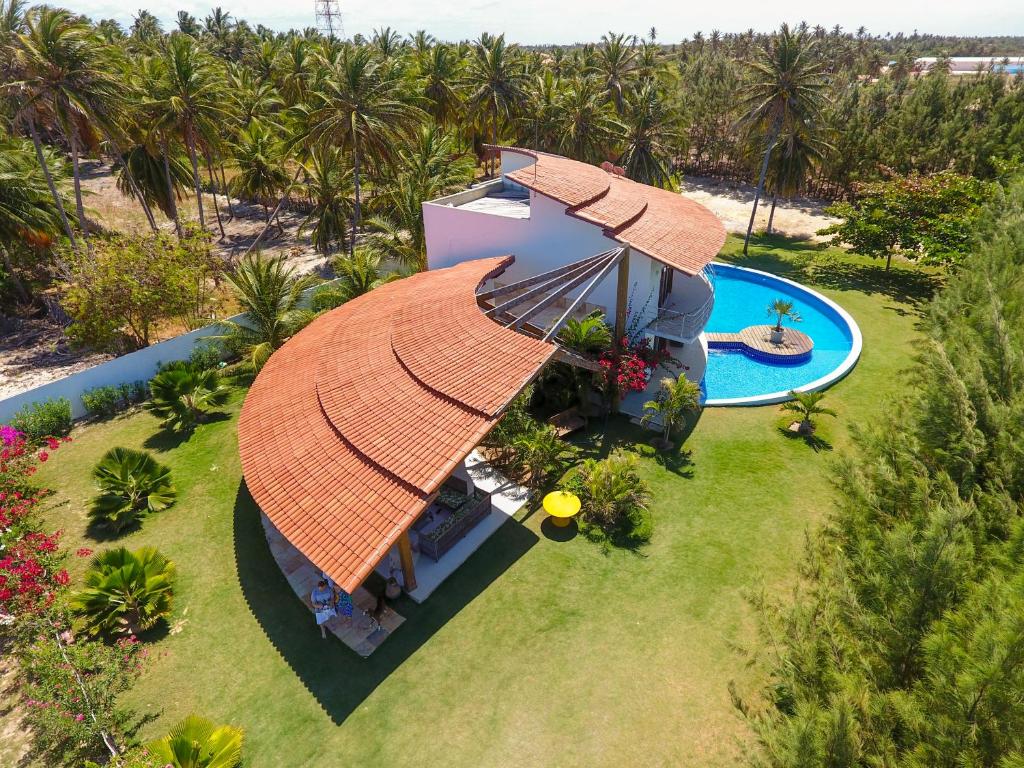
[238,256,555,594]
[494,147,726,275]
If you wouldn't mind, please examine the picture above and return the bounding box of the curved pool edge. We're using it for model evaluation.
[702,262,863,407]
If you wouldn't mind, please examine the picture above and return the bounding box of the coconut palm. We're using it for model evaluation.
[12,7,124,241]
[89,447,176,533]
[146,364,230,430]
[298,145,352,254]
[0,138,65,302]
[519,69,563,154]
[147,714,243,768]
[218,253,316,371]
[617,81,679,188]
[781,389,837,434]
[229,120,289,224]
[555,78,622,164]
[641,375,702,448]
[331,247,401,301]
[273,37,313,107]
[113,142,192,222]
[71,546,176,637]
[767,298,802,332]
[464,34,528,175]
[298,45,423,254]
[594,32,637,114]
[419,43,463,129]
[146,34,229,231]
[764,125,829,233]
[739,23,827,254]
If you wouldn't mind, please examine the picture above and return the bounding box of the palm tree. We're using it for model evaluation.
[739,24,827,254]
[331,247,401,301]
[146,364,230,430]
[617,82,679,188]
[218,254,316,371]
[298,45,423,254]
[419,43,463,129]
[229,121,289,224]
[641,375,701,448]
[764,125,828,233]
[113,142,192,223]
[573,449,651,534]
[0,138,64,303]
[147,714,243,768]
[557,313,612,356]
[766,298,802,333]
[514,425,575,488]
[554,78,622,164]
[273,37,313,107]
[464,34,527,175]
[781,390,837,434]
[147,35,228,231]
[13,7,123,241]
[298,145,352,254]
[71,546,176,637]
[89,447,176,533]
[519,70,563,154]
[594,32,637,114]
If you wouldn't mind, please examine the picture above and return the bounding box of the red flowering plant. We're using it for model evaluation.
[598,336,676,395]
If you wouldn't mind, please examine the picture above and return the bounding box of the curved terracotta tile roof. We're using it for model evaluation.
[238,256,555,593]
[493,146,726,276]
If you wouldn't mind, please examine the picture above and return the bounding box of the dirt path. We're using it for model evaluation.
[680,176,839,241]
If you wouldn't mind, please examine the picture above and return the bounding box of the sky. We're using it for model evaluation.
[73,0,1024,44]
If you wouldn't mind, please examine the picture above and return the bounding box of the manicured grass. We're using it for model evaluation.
[31,235,928,767]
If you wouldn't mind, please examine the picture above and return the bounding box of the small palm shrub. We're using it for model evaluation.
[147,714,243,768]
[781,389,837,434]
[89,447,176,533]
[146,364,230,430]
[514,423,576,488]
[641,375,702,448]
[563,449,653,546]
[71,546,176,637]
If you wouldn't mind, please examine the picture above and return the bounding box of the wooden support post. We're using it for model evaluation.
[398,531,417,593]
[612,245,630,413]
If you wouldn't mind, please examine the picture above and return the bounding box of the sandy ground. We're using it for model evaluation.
[680,175,839,240]
[1,168,839,402]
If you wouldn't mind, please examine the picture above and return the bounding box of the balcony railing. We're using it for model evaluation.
[645,269,716,342]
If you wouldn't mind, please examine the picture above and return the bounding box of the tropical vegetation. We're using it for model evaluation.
[146,364,230,430]
[564,448,653,545]
[779,388,836,434]
[71,546,177,637]
[641,374,702,448]
[88,446,177,532]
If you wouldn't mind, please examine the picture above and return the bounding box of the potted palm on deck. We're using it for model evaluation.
[767,298,802,344]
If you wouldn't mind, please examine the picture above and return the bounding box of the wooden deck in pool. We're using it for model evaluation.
[707,324,813,360]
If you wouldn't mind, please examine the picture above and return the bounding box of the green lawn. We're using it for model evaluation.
[31,236,932,767]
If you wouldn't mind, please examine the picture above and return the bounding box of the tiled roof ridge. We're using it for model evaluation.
[390,334,492,420]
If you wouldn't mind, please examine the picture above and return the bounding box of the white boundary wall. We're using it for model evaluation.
[0,280,338,423]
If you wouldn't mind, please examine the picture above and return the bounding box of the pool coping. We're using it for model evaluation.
[702,262,863,407]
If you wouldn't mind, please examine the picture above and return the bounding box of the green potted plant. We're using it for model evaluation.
[766,298,802,344]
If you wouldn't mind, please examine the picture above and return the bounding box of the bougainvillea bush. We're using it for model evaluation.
[1,423,145,766]
[598,336,674,395]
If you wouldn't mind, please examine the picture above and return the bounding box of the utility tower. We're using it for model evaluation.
[314,0,343,39]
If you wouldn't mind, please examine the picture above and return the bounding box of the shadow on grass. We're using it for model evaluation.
[776,425,834,453]
[142,412,232,452]
[721,234,943,309]
[572,413,699,479]
[232,481,537,725]
[540,517,578,541]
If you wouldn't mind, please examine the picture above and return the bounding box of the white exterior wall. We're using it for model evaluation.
[424,190,662,330]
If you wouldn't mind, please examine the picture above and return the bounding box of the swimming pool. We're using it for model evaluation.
[702,263,862,405]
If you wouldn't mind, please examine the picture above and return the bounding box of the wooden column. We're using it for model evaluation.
[397,531,417,593]
[612,245,630,413]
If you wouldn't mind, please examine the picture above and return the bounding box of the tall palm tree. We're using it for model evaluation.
[13,7,123,240]
[298,145,352,254]
[617,81,679,188]
[554,78,622,164]
[71,546,176,637]
[419,43,463,130]
[519,70,563,154]
[147,35,228,231]
[218,253,316,371]
[273,37,313,107]
[229,120,289,224]
[739,23,827,254]
[147,714,243,768]
[0,138,64,303]
[298,46,423,254]
[595,32,637,114]
[764,125,829,233]
[464,34,527,175]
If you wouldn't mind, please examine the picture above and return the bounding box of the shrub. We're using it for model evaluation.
[310,285,348,313]
[10,397,72,441]
[81,381,148,419]
[89,447,176,533]
[563,449,653,546]
[146,365,230,431]
[513,424,576,488]
[188,341,228,371]
[71,547,176,637]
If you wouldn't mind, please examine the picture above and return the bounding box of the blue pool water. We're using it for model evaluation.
[702,264,857,403]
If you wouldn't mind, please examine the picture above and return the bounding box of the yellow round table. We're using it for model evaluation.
[543,491,581,528]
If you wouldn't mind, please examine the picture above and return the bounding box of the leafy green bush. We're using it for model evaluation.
[10,397,72,441]
[146,365,230,431]
[89,447,176,533]
[81,381,148,419]
[187,341,227,371]
[310,285,348,313]
[71,546,176,637]
[563,449,653,547]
